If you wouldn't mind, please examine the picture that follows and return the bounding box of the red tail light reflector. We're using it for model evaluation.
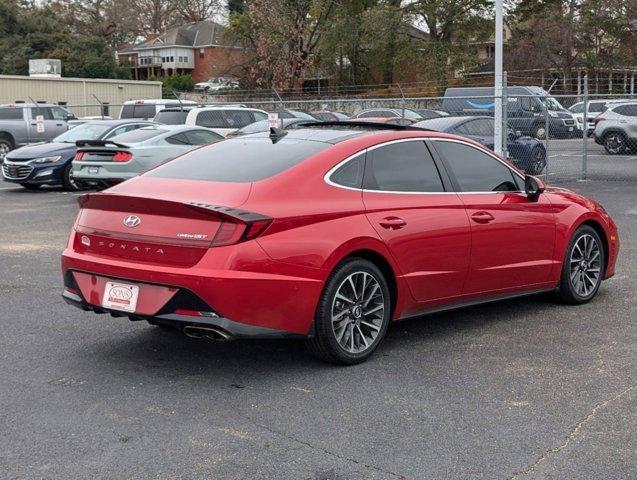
[74,151,84,161]
[113,151,133,162]
[594,116,604,125]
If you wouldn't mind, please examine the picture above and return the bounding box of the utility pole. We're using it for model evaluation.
[494,0,504,155]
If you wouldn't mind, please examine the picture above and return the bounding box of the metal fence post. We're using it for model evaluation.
[397,83,406,119]
[582,74,588,181]
[544,95,550,180]
[502,71,508,159]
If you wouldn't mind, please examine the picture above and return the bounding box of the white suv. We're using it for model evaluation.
[593,102,637,155]
[569,99,633,134]
[184,107,268,137]
[119,99,198,120]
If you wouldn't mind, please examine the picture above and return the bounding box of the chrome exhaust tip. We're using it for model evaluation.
[183,325,232,341]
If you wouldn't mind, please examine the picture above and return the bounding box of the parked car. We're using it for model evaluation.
[2,120,155,191]
[184,107,268,137]
[310,111,350,121]
[194,77,239,93]
[443,86,579,139]
[412,116,547,174]
[269,109,318,120]
[61,125,618,364]
[0,103,75,161]
[153,107,197,125]
[353,108,423,120]
[593,102,637,154]
[413,108,449,119]
[119,99,197,120]
[569,99,634,135]
[226,118,318,137]
[347,117,415,126]
[72,125,223,188]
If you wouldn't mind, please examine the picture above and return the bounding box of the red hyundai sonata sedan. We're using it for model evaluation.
[61,125,619,364]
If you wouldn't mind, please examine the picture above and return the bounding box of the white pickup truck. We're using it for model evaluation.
[0,103,74,161]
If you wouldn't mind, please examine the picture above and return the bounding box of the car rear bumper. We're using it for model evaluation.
[61,242,325,337]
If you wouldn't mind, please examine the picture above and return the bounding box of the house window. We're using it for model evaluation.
[199,49,204,59]
[170,56,174,62]
[183,56,188,63]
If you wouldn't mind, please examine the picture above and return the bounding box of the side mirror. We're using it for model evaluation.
[525,175,545,200]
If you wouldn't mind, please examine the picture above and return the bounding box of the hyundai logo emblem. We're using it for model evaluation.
[123,215,141,228]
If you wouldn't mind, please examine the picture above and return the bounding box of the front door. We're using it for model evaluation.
[431,139,556,295]
[362,140,471,303]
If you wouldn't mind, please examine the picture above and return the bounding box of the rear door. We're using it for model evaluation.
[431,139,556,295]
[362,139,471,304]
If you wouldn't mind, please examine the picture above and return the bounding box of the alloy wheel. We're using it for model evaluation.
[534,126,547,140]
[569,234,602,298]
[0,143,9,161]
[531,148,545,174]
[331,271,385,354]
[605,133,625,155]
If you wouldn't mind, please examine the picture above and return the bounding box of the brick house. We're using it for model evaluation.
[117,21,245,83]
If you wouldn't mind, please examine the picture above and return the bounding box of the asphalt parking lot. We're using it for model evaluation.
[0,175,635,479]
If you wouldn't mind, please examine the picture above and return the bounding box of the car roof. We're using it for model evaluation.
[412,115,491,130]
[83,119,157,127]
[122,99,196,105]
[189,106,266,112]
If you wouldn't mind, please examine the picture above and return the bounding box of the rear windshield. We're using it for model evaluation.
[121,104,156,119]
[154,110,189,125]
[146,137,330,182]
[110,128,167,143]
[54,123,112,142]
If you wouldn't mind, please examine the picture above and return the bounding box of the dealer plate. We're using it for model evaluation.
[102,281,139,312]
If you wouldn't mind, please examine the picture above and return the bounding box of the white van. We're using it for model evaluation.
[184,107,268,137]
[119,99,198,120]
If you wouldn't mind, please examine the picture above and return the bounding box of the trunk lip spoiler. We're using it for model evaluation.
[77,193,270,224]
[76,140,130,149]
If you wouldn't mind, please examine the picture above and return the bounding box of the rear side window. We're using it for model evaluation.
[184,130,222,145]
[146,137,330,182]
[433,140,520,192]
[613,104,637,116]
[165,133,190,145]
[363,141,444,192]
[457,119,494,136]
[330,153,365,188]
[0,108,24,120]
[195,110,257,128]
[588,102,606,112]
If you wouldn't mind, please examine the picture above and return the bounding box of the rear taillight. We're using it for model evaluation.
[210,217,272,247]
[74,152,84,161]
[113,151,133,162]
[594,116,605,125]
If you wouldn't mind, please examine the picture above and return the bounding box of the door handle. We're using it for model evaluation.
[56,123,63,126]
[471,211,495,224]
[379,217,407,229]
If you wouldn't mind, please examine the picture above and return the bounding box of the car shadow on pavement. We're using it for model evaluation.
[77,292,560,381]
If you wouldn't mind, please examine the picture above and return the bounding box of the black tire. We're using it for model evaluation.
[527,146,546,175]
[557,225,605,305]
[532,124,547,140]
[0,135,13,161]
[20,183,40,190]
[603,131,628,155]
[62,162,82,191]
[306,258,391,365]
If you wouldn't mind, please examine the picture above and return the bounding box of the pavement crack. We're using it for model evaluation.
[506,382,636,480]
[247,418,408,479]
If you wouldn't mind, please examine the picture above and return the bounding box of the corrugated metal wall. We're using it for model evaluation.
[0,75,163,118]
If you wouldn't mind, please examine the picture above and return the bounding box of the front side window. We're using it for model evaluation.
[363,141,444,192]
[569,103,584,114]
[433,140,520,192]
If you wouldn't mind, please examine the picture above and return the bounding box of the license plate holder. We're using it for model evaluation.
[88,166,99,175]
[102,281,139,312]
